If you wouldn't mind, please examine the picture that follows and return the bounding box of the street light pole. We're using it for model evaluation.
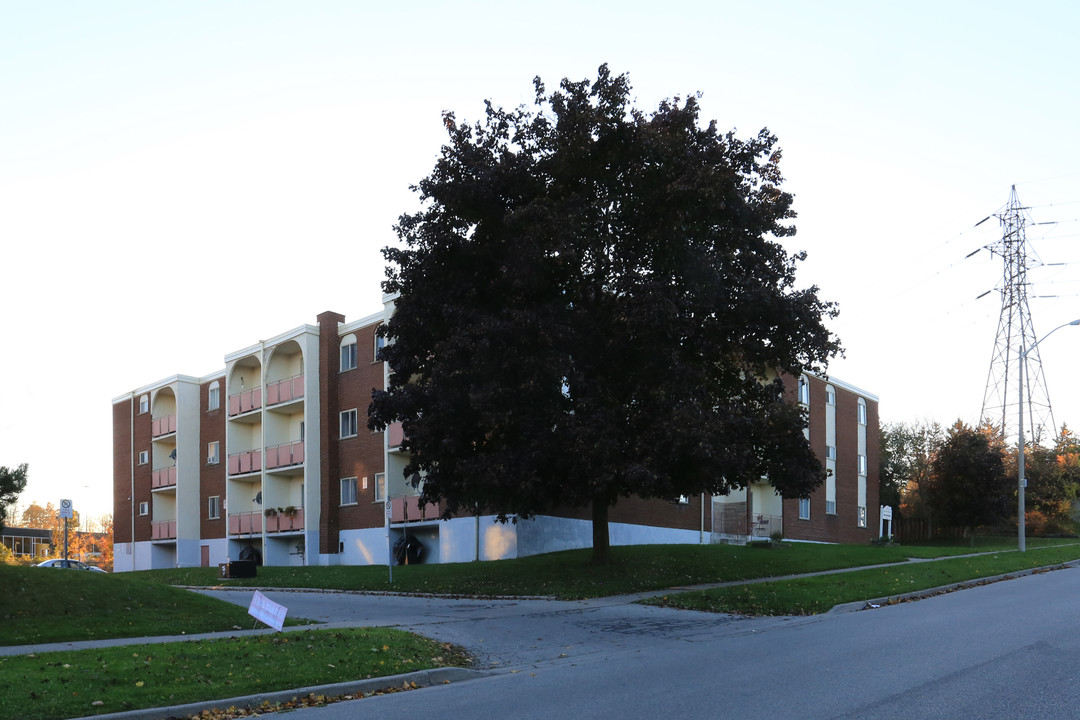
[1017,318,1080,552]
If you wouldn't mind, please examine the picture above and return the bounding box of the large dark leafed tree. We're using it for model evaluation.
[368,66,840,564]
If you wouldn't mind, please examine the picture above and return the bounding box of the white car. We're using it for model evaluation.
[35,558,106,572]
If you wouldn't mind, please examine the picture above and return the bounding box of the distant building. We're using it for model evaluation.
[1,527,51,560]
[112,299,879,572]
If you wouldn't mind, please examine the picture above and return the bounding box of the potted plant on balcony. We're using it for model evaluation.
[281,506,298,530]
[264,507,278,532]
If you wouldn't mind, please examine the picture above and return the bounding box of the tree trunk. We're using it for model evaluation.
[591,498,610,565]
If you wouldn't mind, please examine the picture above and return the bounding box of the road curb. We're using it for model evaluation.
[67,667,487,720]
[829,559,1080,614]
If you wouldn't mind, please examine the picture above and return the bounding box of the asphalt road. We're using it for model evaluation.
[198,565,1080,719]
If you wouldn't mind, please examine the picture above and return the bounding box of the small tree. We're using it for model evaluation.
[0,464,28,534]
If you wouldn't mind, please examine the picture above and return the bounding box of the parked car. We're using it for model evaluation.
[35,558,106,572]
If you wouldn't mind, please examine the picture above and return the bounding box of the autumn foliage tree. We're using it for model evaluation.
[369,66,840,563]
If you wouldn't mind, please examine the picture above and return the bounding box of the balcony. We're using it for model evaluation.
[228,388,262,417]
[228,449,263,476]
[151,466,177,489]
[390,496,439,523]
[151,520,176,540]
[265,507,305,533]
[151,414,177,437]
[228,511,262,535]
[388,421,405,449]
[265,440,304,469]
[266,374,304,407]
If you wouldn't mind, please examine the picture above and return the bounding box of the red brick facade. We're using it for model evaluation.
[113,307,879,570]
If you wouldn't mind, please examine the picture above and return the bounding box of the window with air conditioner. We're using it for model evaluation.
[207,441,220,465]
[340,334,358,372]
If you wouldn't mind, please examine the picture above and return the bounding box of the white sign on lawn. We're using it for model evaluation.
[248,590,288,631]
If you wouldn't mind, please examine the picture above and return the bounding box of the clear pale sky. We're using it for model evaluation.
[3,1,1079,522]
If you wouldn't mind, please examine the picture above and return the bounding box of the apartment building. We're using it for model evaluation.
[112,300,879,571]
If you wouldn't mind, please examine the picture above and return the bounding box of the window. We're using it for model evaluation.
[798,376,809,405]
[340,334,358,372]
[374,325,386,362]
[138,450,149,465]
[798,498,810,520]
[858,506,867,528]
[208,496,221,520]
[826,390,835,405]
[826,500,836,515]
[138,501,149,516]
[139,394,149,414]
[340,477,358,505]
[207,441,220,465]
[375,472,386,502]
[340,409,358,438]
[858,454,868,476]
[858,400,867,425]
[825,445,836,460]
[208,381,220,411]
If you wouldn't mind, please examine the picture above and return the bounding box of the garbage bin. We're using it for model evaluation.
[219,560,257,578]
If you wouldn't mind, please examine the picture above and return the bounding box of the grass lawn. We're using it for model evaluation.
[643,543,1080,615]
[135,541,963,599]
[0,627,468,720]
[0,566,307,646]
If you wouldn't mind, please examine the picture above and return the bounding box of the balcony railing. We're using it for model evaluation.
[151,466,177,489]
[390,496,439,523]
[152,414,177,437]
[265,440,304,469]
[228,449,263,476]
[265,507,305,533]
[228,388,263,417]
[266,374,304,406]
[151,520,176,540]
[228,511,262,535]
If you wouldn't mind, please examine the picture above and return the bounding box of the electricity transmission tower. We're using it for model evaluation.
[980,186,1056,445]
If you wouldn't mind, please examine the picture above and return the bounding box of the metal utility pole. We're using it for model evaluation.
[980,186,1056,445]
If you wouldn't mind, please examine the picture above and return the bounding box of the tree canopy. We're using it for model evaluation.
[368,66,840,563]
[925,421,1010,532]
[880,420,943,514]
[0,464,27,534]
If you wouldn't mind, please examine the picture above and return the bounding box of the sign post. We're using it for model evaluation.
[59,499,73,562]
[385,499,393,583]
